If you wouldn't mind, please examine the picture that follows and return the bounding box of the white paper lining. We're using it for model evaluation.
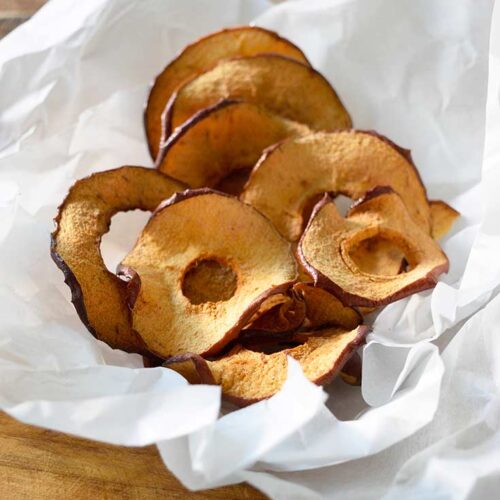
[0,0,498,497]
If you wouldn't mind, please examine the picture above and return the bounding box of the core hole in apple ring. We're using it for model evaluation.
[301,192,353,232]
[348,235,408,276]
[181,258,237,304]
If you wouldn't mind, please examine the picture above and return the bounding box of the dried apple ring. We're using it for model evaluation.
[146,26,310,159]
[119,189,298,359]
[241,130,431,242]
[164,54,351,137]
[164,326,368,407]
[51,167,184,353]
[298,187,449,307]
[157,100,310,194]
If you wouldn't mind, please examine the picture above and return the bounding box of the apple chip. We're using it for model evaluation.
[241,131,431,241]
[146,26,310,159]
[293,283,361,329]
[51,167,184,353]
[165,326,368,406]
[298,187,449,307]
[119,189,297,358]
[245,292,306,333]
[430,200,460,239]
[164,54,351,136]
[157,100,310,193]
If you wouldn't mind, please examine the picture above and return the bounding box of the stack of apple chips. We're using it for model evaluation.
[51,27,459,406]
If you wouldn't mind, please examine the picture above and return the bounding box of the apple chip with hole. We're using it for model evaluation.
[298,187,449,307]
[241,130,431,242]
[118,189,298,359]
[146,26,310,159]
[157,100,311,195]
[165,326,368,406]
[164,54,351,137]
[51,167,184,353]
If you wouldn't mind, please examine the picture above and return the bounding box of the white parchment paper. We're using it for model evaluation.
[0,0,499,498]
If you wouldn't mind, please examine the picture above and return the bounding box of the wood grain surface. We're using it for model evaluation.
[0,412,264,499]
[0,2,264,498]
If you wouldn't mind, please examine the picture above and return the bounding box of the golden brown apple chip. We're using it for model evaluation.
[244,292,306,333]
[241,131,431,242]
[146,26,309,159]
[165,326,368,406]
[293,283,361,329]
[119,189,297,358]
[51,167,184,353]
[298,187,449,307]
[164,54,351,137]
[157,100,310,193]
[430,200,460,239]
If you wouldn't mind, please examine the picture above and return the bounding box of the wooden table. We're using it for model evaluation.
[0,412,263,499]
[0,2,263,498]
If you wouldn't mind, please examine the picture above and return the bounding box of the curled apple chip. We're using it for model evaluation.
[146,26,310,159]
[157,100,310,194]
[430,200,460,239]
[164,54,351,137]
[51,167,184,353]
[119,189,297,358]
[165,326,368,406]
[241,131,431,242]
[298,187,449,307]
[293,283,361,329]
[245,291,306,333]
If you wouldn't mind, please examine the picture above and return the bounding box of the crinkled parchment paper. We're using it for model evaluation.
[0,0,499,498]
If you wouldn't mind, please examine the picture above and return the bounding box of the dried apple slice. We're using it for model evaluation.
[430,200,460,239]
[299,187,448,307]
[146,26,309,159]
[165,326,367,406]
[293,283,361,329]
[119,189,297,358]
[245,291,306,333]
[51,167,184,353]
[157,100,310,193]
[164,54,351,137]
[241,131,431,241]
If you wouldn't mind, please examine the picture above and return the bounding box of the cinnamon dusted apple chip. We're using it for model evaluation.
[146,26,310,159]
[164,54,351,137]
[51,167,184,353]
[298,187,449,307]
[157,100,310,194]
[293,283,361,329]
[241,131,431,242]
[165,326,368,406]
[119,189,297,358]
[430,200,460,239]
